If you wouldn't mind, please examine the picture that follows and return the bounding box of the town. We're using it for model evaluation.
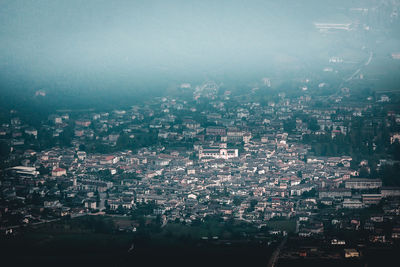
[2,1,400,265]
[1,78,400,266]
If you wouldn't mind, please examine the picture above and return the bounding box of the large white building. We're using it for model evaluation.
[345,178,382,190]
[314,23,352,31]
[10,166,39,176]
[199,148,238,160]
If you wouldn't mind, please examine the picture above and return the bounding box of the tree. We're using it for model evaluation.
[59,126,73,147]
[302,188,316,197]
[359,167,370,178]
[116,132,132,149]
[38,164,50,175]
[297,171,302,178]
[283,119,296,133]
[117,205,125,214]
[233,196,243,206]
[247,199,258,212]
[380,163,400,186]
[0,140,10,160]
[79,144,86,151]
[308,118,320,131]
[390,141,400,161]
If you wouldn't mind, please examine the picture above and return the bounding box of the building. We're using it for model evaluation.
[187,168,196,175]
[319,189,351,199]
[9,166,39,176]
[24,128,38,138]
[381,187,400,198]
[199,148,238,160]
[390,133,400,144]
[184,119,200,129]
[75,119,91,127]
[52,168,66,177]
[314,22,352,31]
[100,156,119,165]
[344,249,359,258]
[362,194,382,205]
[79,179,113,192]
[331,239,346,245]
[391,53,400,60]
[77,151,87,161]
[243,132,252,143]
[53,116,62,124]
[76,129,86,137]
[290,184,314,196]
[84,199,97,210]
[44,200,60,208]
[206,126,226,136]
[345,178,382,190]
[343,199,364,209]
[380,95,390,102]
[226,128,243,142]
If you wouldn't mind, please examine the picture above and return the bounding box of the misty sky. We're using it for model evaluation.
[0,0,381,92]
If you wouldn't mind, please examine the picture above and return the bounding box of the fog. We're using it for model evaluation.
[0,0,398,96]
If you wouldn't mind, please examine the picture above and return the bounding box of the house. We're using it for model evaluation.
[381,187,400,197]
[345,178,382,190]
[331,239,345,245]
[75,119,91,127]
[10,166,39,176]
[344,249,359,258]
[84,199,97,210]
[319,188,351,199]
[390,133,400,144]
[226,127,243,142]
[44,200,60,208]
[199,148,238,160]
[184,119,200,129]
[77,151,87,161]
[290,184,314,196]
[24,128,38,138]
[362,194,382,205]
[75,129,84,137]
[100,156,119,165]
[379,95,390,102]
[343,199,364,209]
[52,168,66,177]
[206,126,226,136]
[243,132,252,143]
[392,226,400,239]
[187,168,196,175]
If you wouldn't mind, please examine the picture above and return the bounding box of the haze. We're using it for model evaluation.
[0,0,378,93]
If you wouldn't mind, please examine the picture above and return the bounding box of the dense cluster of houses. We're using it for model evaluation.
[1,81,400,247]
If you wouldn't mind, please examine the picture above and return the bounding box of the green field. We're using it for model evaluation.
[0,216,277,267]
[265,219,297,233]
